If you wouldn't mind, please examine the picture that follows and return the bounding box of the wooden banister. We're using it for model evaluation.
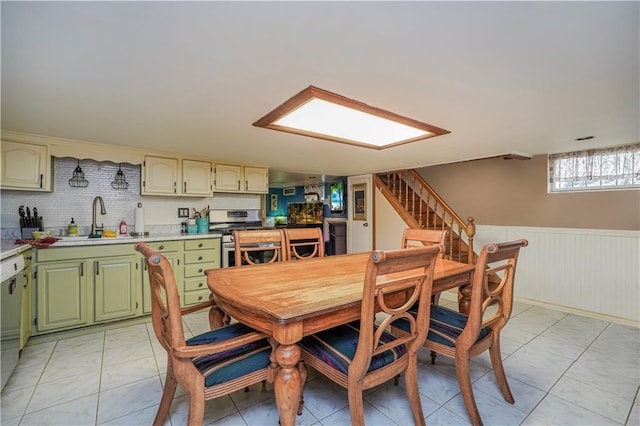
[374,170,476,264]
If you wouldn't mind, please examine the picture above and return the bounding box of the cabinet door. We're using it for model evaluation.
[94,256,138,322]
[20,266,32,349]
[142,252,180,314]
[142,155,179,195]
[1,141,50,191]
[214,163,242,192]
[36,261,88,332]
[183,159,212,195]
[244,166,269,193]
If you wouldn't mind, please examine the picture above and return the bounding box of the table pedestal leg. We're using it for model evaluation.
[458,283,472,315]
[274,343,302,426]
[208,303,227,329]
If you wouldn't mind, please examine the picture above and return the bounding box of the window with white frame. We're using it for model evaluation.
[548,143,640,192]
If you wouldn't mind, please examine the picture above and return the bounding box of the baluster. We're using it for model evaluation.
[466,217,475,264]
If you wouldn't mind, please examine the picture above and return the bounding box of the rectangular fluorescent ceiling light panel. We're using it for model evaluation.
[253,86,449,149]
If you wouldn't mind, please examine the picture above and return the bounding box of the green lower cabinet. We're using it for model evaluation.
[183,238,220,306]
[94,256,139,322]
[36,260,88,332]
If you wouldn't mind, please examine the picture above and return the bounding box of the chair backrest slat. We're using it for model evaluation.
[351,244,442,376]
[401,228,448,259]
[284,227,324,260]
[233,229,286,266]
[461,239,528,348]
[135,242,187,352]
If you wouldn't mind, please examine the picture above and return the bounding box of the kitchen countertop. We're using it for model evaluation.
[1,240,33,260]
[1,232,222,260]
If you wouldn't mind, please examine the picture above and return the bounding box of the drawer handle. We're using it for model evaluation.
[198,282,203,288]
[198,295,203,301]
[198,268,203,273]
[198,256,203,261]
[198,243,203,248]
[159,245,165,250]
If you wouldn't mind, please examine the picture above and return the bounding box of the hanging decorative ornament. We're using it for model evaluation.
[111,163,129,190]
[68,159,89,188]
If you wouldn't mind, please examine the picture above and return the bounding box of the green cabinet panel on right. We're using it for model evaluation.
[94,256,138,322]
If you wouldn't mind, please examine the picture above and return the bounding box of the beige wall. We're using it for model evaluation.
[417,155,640,231]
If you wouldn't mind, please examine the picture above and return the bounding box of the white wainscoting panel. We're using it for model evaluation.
[475,225,639,325]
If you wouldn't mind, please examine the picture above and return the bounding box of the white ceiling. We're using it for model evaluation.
[2,2,638,187]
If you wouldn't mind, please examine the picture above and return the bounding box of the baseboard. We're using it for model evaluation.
[438,289,639,328]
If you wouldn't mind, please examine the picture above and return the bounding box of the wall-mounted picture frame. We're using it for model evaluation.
[178,207,189,218]
[353,183,366,220]
[270,194,278,211]
[329,181,344,213]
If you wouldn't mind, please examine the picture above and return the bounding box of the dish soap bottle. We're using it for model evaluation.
[119,218,128,235]
[68,218,78,236]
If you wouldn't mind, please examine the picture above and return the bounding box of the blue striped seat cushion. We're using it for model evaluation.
[187,322,271,387]
[395,304,490,347]
[298,321,407,375]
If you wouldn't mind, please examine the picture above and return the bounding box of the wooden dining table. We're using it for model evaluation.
[206,252,475,426]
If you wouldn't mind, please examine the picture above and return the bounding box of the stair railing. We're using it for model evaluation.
[375,170,476,264]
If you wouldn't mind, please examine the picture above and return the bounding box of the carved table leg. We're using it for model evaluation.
[273,343,302,426]
[458,283,472,315]
[208,303,226,329]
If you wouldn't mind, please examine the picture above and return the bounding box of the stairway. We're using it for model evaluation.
[374,170,476,264]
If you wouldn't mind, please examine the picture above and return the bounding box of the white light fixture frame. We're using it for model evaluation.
[253,86,450,150]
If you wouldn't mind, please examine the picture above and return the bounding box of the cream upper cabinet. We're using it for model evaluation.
[214,163,268,194]
[142,155,179,195]
[244,166,269,193]
[182,159,212,196]
[1,141,51,191]
[214,163,242,192]
[143,155,213,196]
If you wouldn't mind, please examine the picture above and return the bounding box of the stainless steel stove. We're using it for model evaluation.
[209,209,267,267]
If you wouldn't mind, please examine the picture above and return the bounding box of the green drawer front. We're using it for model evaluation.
[184,276,208,292]
[184,262,217,278]
[184,239,219,251]
[184,250,217,264]
[145,241,180,252]
[183,289,211,306]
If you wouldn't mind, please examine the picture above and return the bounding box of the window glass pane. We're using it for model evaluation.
[549,143,640,192]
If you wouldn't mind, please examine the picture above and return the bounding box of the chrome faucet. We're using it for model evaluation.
[91,196,107,235]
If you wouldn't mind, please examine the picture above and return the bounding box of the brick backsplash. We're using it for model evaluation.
[1,157,262,238]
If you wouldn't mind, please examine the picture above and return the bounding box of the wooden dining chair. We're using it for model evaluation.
[135,242,273,426]
[401,228,448,303]
[401,228,447,254]
[233,229,287,266]
[298,244,443,426]
[392,239,528,426]
[283,227,325,260]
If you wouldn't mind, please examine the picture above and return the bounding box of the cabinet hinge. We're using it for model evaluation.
[34,271,38,280]
[34,317,37,326]
[143,180,146,188]
[136,302,139,309]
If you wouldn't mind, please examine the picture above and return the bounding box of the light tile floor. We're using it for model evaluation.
[1,299,638,425]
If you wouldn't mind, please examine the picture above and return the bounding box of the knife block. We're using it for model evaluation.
[20,216,44,238]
